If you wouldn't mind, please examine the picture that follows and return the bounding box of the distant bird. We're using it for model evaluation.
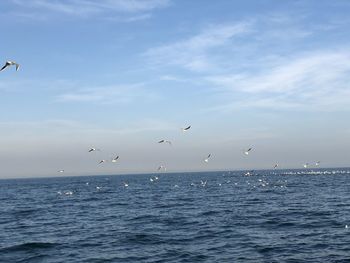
[88,147,100,152]
[111,156,119,163]
[303,163,309,168]
[96,186,102,190]
[98,160,106,164]
[244,170,254,176]
[200,180,207,187]
[204,154,211,163]
[315,161,320,166]
[0,61,20,72]
[273,164,278,169]
[181,125,191,132]
[150,175,159,182]
[244,147,252,155]
[123,182,129,187]
[157,165,166,171]
[158,139,172,145]
[58,170,64,173]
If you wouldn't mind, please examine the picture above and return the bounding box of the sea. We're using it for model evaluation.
[1,169,350,263]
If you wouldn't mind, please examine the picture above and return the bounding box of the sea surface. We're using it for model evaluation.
[1,169,350,263]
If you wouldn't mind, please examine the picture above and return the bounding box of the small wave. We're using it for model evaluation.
[1,242,58,253]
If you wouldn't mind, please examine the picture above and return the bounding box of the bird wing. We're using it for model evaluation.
[0,64,8,71]
[158,140,164,143]
[15,64,20,71]
[185,125,191,130]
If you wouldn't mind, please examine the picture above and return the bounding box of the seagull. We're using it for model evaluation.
[273,164,278,169]
[244,170,254,176]
[158,139,172,145]
[243,147,252,155]
[96,186,102,190]
[303,163,309,168]
[88,147,100,152]
[150,175,159,182]
[204,154,211,163]
[315,161,320,166]
[181,125,191,132]
[157,165,166,172]
[0,61,20,72]
[58,169,65,173]
[200,180,207,187]
[111,156,119,163]
[98,160,106,164]
[123,182,129,187]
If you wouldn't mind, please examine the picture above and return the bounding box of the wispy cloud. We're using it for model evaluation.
[144,22,252,72]
[57,83,160,104]
[9,0,170,18]
[206,50,350,111]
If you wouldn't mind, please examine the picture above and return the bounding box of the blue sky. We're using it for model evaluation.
[1,0,350,178]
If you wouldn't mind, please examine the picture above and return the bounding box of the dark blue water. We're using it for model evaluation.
[1,169,350,262]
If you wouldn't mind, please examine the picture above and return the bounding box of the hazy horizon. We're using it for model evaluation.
[1,0,350,178]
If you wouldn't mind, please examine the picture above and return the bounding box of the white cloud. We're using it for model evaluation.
[144,22,252,72]
[57,83,160,104]
[206,50,350,111]
[9,0,170,18]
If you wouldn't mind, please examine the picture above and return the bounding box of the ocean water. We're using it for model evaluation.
[1,169,350,263]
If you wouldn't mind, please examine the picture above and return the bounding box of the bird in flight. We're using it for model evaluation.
[1,61,20,72]
[243,148,252,155]
[303,163,309,168]
[181,125,191,132]
[88,147,100,152]
[273,164,278,169]
[157,165,166,172]
[204,154,211,163]
[111,156,119,163]
[58,170,64,173]
[158,139,172,145]
[98,160,106,164]
[315,161,320,166]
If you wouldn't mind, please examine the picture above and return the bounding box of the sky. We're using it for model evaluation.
[1,0,350,178]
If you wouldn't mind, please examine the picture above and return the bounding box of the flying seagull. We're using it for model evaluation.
[0,61,20,72]
[244,147,252,155]
[123,182,129,187]
[303,163,309,168]
[157,165,166,171]
[88,147,100,152]
[98,160,106,164]
[273,164,278,169]
[315,161,320,166]
[204,154,211,163]
[58,170,65,173]
[111,156,119,163]
[158,139,172,145]
[181,125,191,132]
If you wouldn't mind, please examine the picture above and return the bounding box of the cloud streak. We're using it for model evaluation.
[207,50,350,111]
[144,22,252,72]
[9,0,170,18]
[57,83,160,104]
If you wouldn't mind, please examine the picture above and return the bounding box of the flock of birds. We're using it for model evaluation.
[2,60,321,178]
